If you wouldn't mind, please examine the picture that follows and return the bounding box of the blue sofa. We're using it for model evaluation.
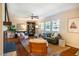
[43,33,61,45]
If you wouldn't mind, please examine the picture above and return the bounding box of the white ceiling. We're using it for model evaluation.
[7,3,79,19]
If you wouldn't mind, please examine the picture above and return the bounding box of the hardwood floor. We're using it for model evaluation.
[5,38,79,56]
[60,47,78,56]
[47,43,70,56]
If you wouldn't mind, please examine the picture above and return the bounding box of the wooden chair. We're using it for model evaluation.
[16,38,28,56]
[29,42,48,56]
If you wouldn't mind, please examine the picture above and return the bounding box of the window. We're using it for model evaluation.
[52,20,60,32]
[39,22,44,30]
[45,21,51,31]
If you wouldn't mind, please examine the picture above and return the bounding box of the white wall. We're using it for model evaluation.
[59,8,79,49]
[60,18,79,49]
[42,7,79,48]
[12,17,40,33]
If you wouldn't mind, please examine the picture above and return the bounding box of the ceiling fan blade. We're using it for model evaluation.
[25,16,29,18]
[34,16,39,19]
[24,13,39,19]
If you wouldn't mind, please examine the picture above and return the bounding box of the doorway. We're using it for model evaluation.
[27,22,35,37]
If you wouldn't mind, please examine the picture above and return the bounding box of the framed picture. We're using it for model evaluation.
[68,18,79,32]
[16,23,27,31]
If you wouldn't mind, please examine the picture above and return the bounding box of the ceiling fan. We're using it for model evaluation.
[25,13,39,19]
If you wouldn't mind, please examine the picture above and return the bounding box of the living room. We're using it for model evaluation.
[3,3,79,56]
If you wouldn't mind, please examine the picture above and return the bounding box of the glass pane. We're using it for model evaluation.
[39,22,44,30]
[45,21,51,31]
[52,20,60,32]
